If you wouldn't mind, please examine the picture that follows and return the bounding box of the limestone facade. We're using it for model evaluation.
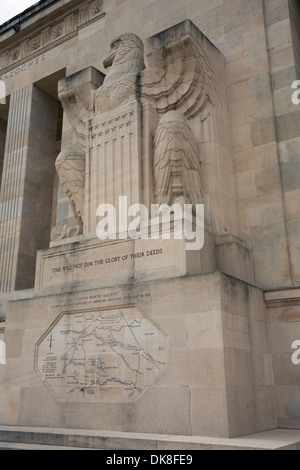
[0,0,299,438]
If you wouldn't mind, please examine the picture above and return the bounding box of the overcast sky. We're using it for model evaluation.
[0,1,38,24]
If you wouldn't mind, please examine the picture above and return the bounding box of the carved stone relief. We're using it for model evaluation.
[52,21,220,241]
[0,1,105,76]
[153,111,203,206]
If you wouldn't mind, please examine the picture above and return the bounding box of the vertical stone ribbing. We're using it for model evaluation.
[0,84,58,294]
[0,119,7,188]
[0,86,31,293]
[86,101,143,235]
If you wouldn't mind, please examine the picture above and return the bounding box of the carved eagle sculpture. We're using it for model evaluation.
[51,151,87,242]
[94,33,145,114]
[93,24,219,118]
[52,149,85,240]
[51,68,104,241]
[139,20,219,118]
[54,21,218,239]
[154,111,203,206]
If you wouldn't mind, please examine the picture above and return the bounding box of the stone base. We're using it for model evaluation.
[0,271,277,438]
[36,227,254,297]
[265,289,300,431]
[1,426,300,450]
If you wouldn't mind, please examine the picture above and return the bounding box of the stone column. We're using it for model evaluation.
[0,118,6,183]
[288,0,300,78]
[0,85,58,294]
[263,0,300,287]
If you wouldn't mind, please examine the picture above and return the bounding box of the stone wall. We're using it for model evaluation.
[266,290,300,430]
[0,0,299,437]
[288,0,300,78]
[0,0,298,292]
[0,273,277,438]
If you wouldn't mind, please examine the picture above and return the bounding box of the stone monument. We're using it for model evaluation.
[0,0,299,440]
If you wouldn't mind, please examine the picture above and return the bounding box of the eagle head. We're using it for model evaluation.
[103,33,145,70]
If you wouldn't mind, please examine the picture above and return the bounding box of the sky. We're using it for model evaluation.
[0,0,38,24]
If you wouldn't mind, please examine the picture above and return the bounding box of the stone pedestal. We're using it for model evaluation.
[0,270,276,438]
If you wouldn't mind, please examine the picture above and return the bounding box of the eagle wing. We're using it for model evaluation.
[181,123,203,204]
[153,123,173,204]
[139,20,219,119]
[58,69,105,151]
[55,150,85,224]
[153,111,203,206]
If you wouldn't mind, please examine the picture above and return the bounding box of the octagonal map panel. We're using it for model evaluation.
[35,306,167,403]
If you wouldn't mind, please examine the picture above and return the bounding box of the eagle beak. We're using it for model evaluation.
[103,48,115,69]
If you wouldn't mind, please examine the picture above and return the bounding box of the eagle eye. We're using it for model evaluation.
[112,39,121,49]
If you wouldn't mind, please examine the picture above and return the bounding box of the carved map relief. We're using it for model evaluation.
[35,306,167,403]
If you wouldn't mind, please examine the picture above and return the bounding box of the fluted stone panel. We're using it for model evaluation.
[0,85,58,292]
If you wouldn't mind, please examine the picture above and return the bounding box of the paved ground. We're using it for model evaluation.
[0,426,300,450]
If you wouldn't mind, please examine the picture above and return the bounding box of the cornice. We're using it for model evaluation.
[0,1,105,76]
[265,289,300,308]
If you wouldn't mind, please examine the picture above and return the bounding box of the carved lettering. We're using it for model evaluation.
[0,53,47,81]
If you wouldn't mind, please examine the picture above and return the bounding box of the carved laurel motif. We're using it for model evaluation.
[92,2,103,16]
[10,49,20,62]
[52,26,64,39]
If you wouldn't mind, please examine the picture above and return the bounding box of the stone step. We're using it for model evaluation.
[0,426,300,451]
[0,442,93,450]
